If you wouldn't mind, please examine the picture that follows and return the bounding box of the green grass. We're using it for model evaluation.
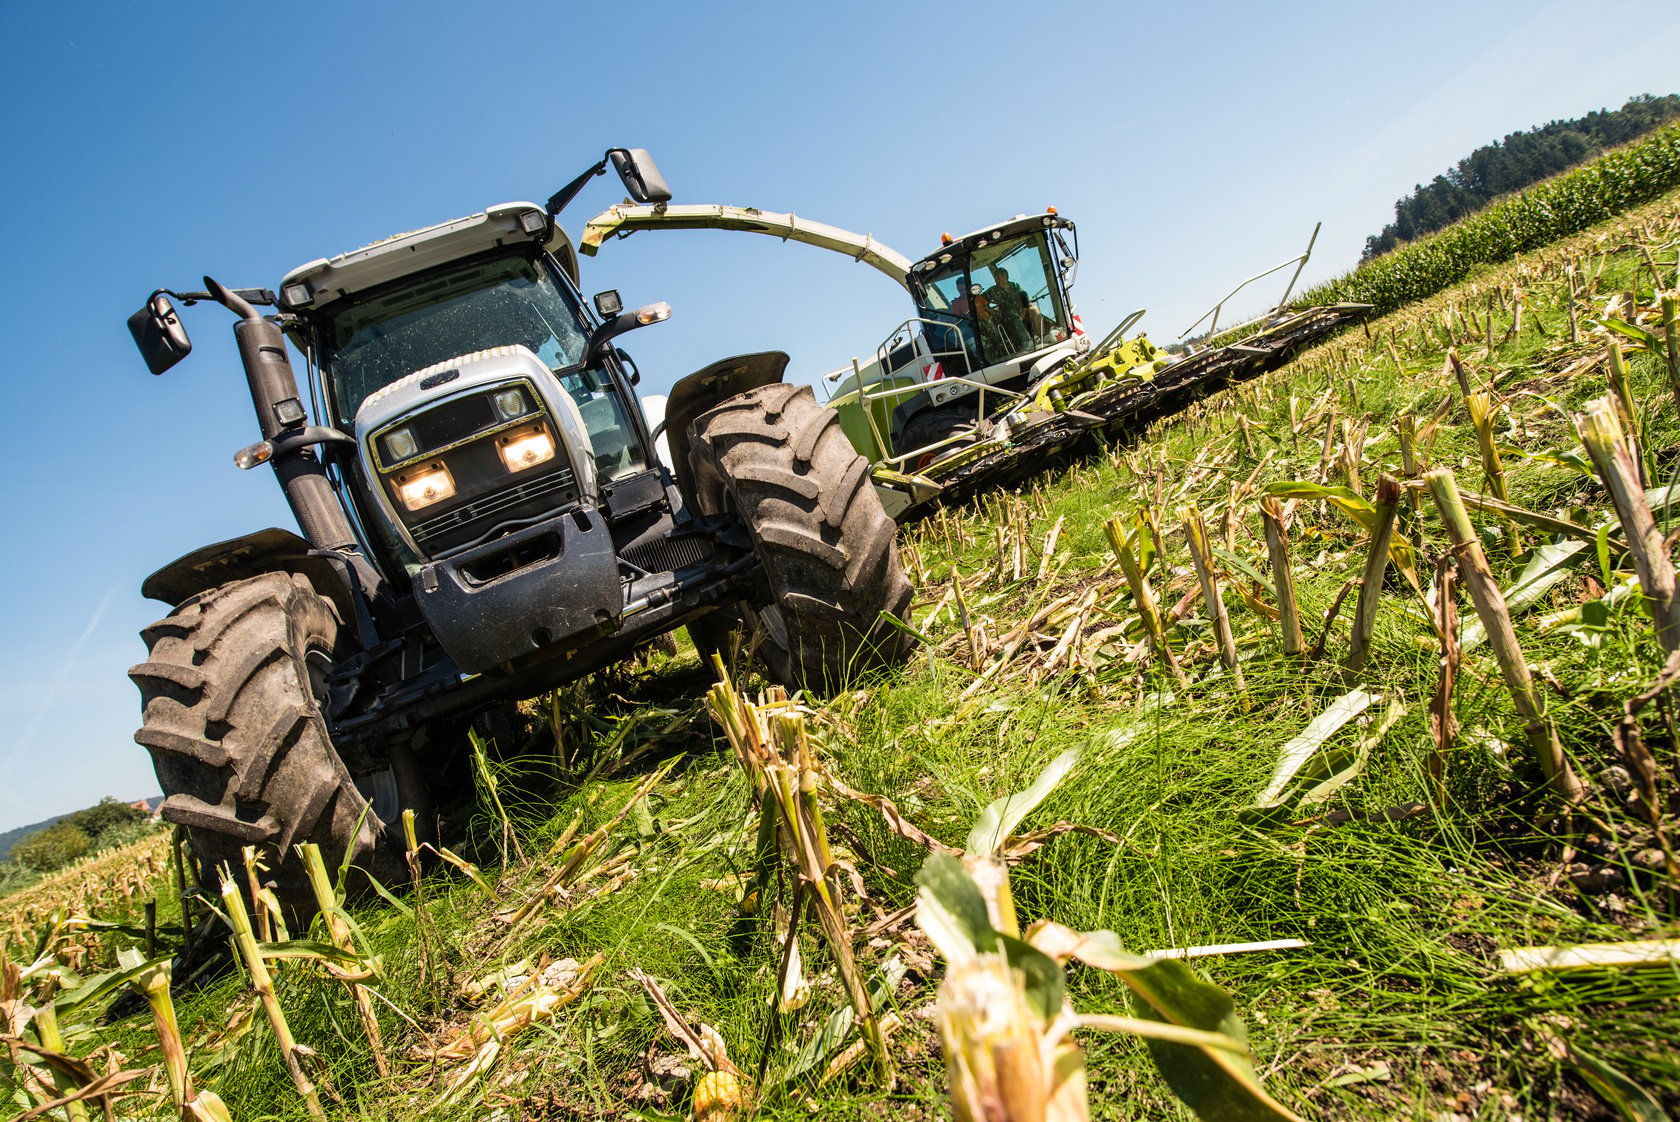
[10,188,1680,1122]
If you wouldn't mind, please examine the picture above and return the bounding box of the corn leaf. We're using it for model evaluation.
[1262,481,1377,532]
[1025,921,1302,1122]
[1598,317,1665,353]
[998,934,1066,1022]
[915,852,996,960]
[1462,540,1589,651]
[965,749,1079,857]
[1253,690,1379,808]
[1124,957,1305,1122]
[1564,1045,1671,1122]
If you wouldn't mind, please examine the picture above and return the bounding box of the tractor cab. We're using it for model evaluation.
[277,203,669,593]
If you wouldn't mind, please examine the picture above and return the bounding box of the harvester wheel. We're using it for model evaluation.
[688,382,913,691]
[899,401,982,456]
[130,572,406,922]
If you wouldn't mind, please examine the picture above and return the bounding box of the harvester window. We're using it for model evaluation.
[968,235,1068,363]
[913,272,978,369]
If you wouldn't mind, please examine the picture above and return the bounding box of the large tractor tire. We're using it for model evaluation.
[129,572,405,922]
[688,382,913,691]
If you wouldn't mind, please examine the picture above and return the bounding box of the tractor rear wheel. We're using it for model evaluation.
[130,572,406,922]
[687,382,913,691]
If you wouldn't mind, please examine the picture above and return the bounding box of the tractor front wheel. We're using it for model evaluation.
[130,572,407,923]
[687,382,913,691]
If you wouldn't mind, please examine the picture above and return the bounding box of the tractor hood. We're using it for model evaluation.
[279,203,581,310]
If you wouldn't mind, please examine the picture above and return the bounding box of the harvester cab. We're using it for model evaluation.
[124,148,911,920]
[865,211,1085,454]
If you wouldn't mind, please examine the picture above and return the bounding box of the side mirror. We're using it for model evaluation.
[609,148,672,205]
[594,290,624,318]
[128,293,192,375]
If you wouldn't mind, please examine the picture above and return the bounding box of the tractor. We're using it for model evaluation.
[125,149,912,917]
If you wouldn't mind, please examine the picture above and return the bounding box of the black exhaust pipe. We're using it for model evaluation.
[205,277,356,551]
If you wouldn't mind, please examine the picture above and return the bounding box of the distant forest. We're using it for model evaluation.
[1362,94,1680,261]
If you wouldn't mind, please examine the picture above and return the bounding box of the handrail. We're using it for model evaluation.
[1179,222,1321,343]
[1088,307,1148,362]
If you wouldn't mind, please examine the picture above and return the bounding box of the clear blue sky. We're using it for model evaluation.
[2,0,1677,832]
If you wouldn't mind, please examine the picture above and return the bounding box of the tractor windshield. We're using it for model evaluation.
[915,232,1070,367]
[318,253,594,427]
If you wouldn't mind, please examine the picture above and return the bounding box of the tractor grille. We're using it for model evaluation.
[621,534,713,575]
[410,465,578,555]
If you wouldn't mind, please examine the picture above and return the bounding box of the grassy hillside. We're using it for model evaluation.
[7,189,1680,1121]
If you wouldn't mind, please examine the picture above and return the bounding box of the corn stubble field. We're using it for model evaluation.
[9,157,1680,1122]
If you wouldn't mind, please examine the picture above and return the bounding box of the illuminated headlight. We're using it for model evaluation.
[395,464,455,510]
[498,428,556,472]
[492,388,530,420]
[382,427,419,462]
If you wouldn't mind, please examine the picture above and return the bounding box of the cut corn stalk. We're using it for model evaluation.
[1605,340,1645,487]
[704,669,892,1082]
[1425,469,1584,806]
[1663,291,1680,414]
[767,712,890,1081]
[1575,398,1680,652]
[1105,515,1185,684]
[469,728,523,864]
[297,843,389,1078]
[1260,497,1305,655]
[1346,475,1401,672]
[1183,509,1245,694]
[114,947,234,1121]
[30,973,88,1122]
[241,846,271,944]
[1315,403,1338,484]
[1037,515,1064,582]
[1429,558,1461,807]
[219,870,325,1120]
[1466,392,1522,555]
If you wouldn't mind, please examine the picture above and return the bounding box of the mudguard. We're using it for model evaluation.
[662,352,789,504]
[141,527,360,624]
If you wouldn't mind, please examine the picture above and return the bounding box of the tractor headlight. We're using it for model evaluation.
[395,463,455,510]
[497,427,556,473]
[383,427,419,462]
[492,388,530,420]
